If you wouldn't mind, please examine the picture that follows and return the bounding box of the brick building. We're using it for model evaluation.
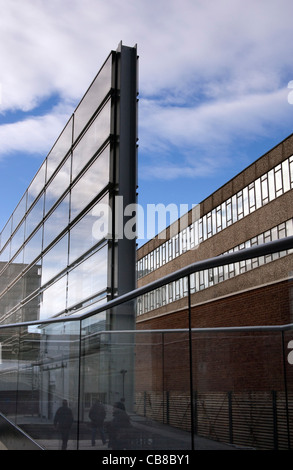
[136,133,293,330]
[134,134,293,449]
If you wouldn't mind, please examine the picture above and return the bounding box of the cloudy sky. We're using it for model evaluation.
[0,0,293,243]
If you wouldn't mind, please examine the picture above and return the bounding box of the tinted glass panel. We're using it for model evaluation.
[46,117,73,181]
[40,275,67,318]
[10,221,25,259]
[69,194,109,264]
[43,195,70,248]
[25,195,44,239]
[41,234,69,286]
[70,146,110,221]
[72,100,111,180]
[45,156,71,214]
[67,246,108,308]
[27,162,46,209]
[74,54,112,139]
[12,194,27,232]
[23,228,42,267]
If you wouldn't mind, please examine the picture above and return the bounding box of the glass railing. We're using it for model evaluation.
[0,236,293,451]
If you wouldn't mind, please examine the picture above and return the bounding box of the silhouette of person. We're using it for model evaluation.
[89,399,106,446]
[116,397,126,410]
[108,401,131,449]
[54,399,74,450]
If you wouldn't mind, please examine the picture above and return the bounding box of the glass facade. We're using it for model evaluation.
[0,44,138,326]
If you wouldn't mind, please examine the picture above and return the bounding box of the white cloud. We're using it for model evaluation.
[0,0,292,175]
[0,102,74,158]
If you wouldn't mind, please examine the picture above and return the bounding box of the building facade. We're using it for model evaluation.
[0,42,138,330]
[136,133,293,329]
[0,43,139,428]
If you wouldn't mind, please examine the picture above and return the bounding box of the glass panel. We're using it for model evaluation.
[40,275,67,319]
[10,220,25,259]
[46,116,73,181]
[69,194,109,264]
[23,228,42,267]
[67,246,108,310]
[0,242,10,268]
[43,195,70,249]
[12,194,27,232]
[70,146,110,221]
[27,161,46,209]
[21,293,41,323]
[0,218,12,251]
[22,263,42,302]
[45,156,71,214]
[41,234,68,286]
[72,100,111,180]
[15,321,80,450]
[0,326,20,421]
[74,54,112,139]
[0,257,22,295]
[25,195,44,239]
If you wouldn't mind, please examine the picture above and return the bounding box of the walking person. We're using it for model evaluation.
[89,399,106,446]
[54,399,74,450]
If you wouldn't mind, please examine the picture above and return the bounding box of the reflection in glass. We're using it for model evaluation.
[22,263,42,300]
[40,275,67,318]
[21,292,41,323]
[69,195,109,264]
[10,221,25,259]
[25,195,44,239]
[13,320,80,449]
[12,194,27,232]
[45,156,71,214]
[43,195,70,248]
[67,246,108,309]
[0,242,10,266]
[72,100,111,180]
[0,218,12,251]
[27,162,46,209]
[46,117,73,181]
[70,147,110,221]
[74,54,112,139]
[0,326,20,419]
[23,228,42,267]
[41,235,68,286]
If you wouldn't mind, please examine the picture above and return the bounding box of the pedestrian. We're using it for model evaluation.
[89,399,106,446]
[54,399,74,450]
[108,401,132,449]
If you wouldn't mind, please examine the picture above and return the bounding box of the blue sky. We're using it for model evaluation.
[0,0,293,246]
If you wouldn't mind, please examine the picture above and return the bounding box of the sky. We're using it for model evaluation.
[0,0,293,246]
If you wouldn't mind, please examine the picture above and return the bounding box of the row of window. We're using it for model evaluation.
[137,156,293,279]
[137,218,293,316]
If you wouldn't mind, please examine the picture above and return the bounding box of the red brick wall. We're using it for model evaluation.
[137,280,293,330]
